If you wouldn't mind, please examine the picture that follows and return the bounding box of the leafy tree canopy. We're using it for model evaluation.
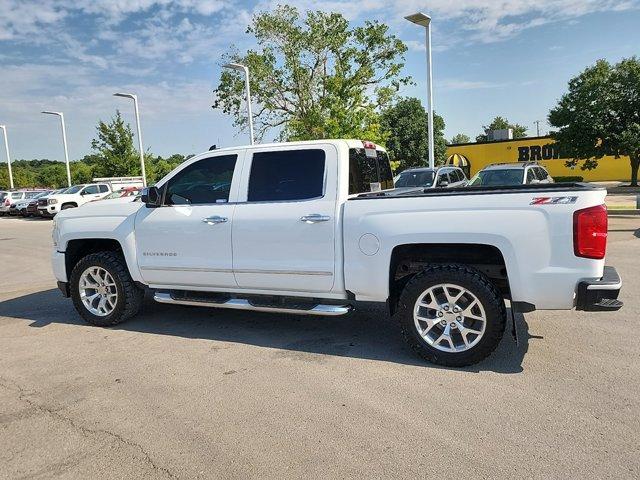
[549,57,640,186]
[91,110,141,178]
[450,133,471,145]
[213,5,409,143]
[380,97,447,171]
[476,116,527,142]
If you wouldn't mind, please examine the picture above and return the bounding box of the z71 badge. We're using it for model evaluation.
[530,196,578,205]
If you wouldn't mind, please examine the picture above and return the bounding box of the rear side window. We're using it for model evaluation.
[11,192,23,199]
[165,154,237,205]
[248,149,325,202]
[349,148,393,194]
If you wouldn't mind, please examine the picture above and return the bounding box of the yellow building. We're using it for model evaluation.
[446,136,630,182]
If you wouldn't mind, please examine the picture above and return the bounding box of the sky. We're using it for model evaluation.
[1,0,639,162]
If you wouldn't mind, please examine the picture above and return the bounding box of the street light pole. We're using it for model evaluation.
[405,12,435,169]
[113,93,147,187]
[223,63,255,145]
[0,125,13,189]
[42,111,72,186]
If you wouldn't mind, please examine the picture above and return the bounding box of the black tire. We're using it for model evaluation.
[394,264,506,367]
[70,251,144,327]
[61,204,76,210]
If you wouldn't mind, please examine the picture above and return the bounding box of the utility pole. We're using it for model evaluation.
[534,120,541,137]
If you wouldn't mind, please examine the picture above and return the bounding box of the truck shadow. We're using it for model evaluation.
[0,289,537,374]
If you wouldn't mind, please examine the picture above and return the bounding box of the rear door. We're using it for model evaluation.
[232,144,337,293]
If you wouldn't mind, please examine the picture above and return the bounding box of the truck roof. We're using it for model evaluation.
[202,139,388,156]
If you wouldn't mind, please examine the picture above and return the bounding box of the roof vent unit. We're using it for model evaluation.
[487,128,513,141]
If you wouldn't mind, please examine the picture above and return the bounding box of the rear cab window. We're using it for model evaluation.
[349,148,393,195]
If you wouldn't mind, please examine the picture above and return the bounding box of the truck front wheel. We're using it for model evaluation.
[395,264,506,367]
[70,251,144,327]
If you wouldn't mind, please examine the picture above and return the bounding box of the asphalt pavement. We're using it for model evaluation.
[1,215,638,479]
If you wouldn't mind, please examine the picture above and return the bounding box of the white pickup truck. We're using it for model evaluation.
[39,177,144,217]
[51,140,622,366]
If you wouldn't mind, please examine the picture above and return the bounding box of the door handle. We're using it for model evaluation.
[300,214,330,223]
[202,216,228,225]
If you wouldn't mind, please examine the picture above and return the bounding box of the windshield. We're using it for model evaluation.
[0,192,7,201]
[395,170,435,188]
[469,169,524,186]
[32,191,50,200]
[64,185,84,194]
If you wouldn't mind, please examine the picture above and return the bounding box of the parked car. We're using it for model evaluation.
[0,191,8,214]
[18,190,53,217]
[469,162,554,187]
[3,190,47,215]
[34,188,70,217]
[52,139,621,368]
[394,166,468,192]
[38,183,112,217]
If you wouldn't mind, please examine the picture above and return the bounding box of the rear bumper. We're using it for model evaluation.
[575,266,623,311]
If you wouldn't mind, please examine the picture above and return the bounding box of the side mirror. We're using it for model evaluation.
[439,179,449,187]
[80,190,86,195]
[141,186,162,208]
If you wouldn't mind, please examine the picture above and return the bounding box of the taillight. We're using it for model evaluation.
[573,204,608,259]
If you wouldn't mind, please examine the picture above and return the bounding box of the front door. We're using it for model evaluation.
[232,145,337,293]
[134,152,242,289]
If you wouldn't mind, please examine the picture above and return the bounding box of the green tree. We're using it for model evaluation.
[213,5,409,143]
[380,97,447,170]
[450,133,470,144]
[476,116,527,142]
[70,161,93,184]
[549,57,640,186]
[91,111,140,178]
[37,163,68,187]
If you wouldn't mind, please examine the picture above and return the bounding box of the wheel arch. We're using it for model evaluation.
[388,243,511,315]
[65,238,125,281]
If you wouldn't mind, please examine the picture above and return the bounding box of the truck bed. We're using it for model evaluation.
[352,182,603,200]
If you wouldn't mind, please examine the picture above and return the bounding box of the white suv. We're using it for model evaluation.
[469,162,554,187]
[394,166,468,192]
[38,183,111,217]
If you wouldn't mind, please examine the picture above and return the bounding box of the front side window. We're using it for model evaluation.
[248,149,325,202]
[83,185,99,195]
[437,171,450,186]
[164,154,237,205]
[99,185,109,193]
[11,192,23,199]
[526,169,536,184]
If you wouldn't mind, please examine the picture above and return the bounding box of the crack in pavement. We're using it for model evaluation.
[0,376,179,479]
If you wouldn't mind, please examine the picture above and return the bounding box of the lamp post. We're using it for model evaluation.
[113,92,147,187]
[405,12,434,169]
[0,125,13,189]
[42,111,72,186]
[223,63,255,145]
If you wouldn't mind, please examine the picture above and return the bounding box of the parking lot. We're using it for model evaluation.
[0,215,638,479]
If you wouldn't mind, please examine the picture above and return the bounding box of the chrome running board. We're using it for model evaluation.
[153,292,351,316]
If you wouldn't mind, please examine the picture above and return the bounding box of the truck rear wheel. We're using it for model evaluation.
[70,251,144,327]
[395,264,506,367]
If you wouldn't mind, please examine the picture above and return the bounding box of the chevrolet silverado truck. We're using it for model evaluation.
[51,140,622,366]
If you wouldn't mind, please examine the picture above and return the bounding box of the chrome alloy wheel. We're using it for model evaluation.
[413,283,487,353]
[79,266,118,317]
